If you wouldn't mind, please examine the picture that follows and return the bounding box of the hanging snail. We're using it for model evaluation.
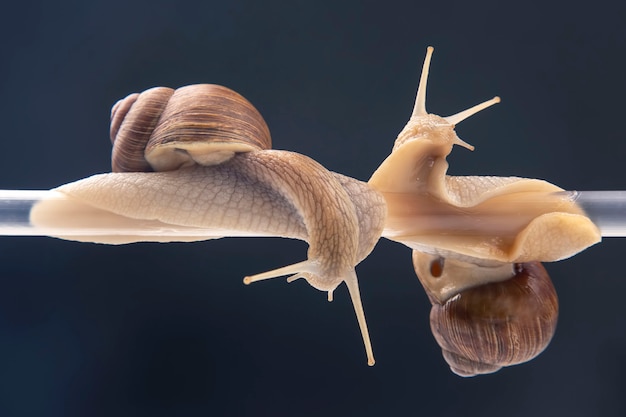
[30,47,601,374]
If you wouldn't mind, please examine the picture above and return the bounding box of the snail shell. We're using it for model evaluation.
[109,84,271,172]
[425,260,558,377]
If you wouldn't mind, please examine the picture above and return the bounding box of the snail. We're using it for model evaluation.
[33,83,387,366]
[414,255,559,376]
[29,47,601,370]
[367,47,598,374]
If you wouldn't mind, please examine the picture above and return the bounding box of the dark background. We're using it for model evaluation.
[1,1,625,416]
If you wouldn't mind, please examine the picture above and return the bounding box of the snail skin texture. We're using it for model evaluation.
[30,47,600,370]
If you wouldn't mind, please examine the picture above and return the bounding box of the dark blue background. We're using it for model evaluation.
[1,1,625,416]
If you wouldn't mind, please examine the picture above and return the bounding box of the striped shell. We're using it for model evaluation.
[427,261,558,377]
[109,84,271,172]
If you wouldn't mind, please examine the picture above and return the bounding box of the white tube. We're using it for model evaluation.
[0,190,220,239]
[564,191,626,237]
[0,189,623,238]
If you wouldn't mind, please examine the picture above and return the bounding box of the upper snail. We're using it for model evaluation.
[33,80,388,367]
[29,47,600,373]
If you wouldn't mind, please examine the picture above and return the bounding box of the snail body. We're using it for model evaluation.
[30,47,601,370]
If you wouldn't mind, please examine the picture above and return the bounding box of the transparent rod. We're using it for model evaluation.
[0,190,623,238]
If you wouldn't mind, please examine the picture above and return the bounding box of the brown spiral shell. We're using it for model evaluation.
[427,261,558,377]
[109,84,272,172]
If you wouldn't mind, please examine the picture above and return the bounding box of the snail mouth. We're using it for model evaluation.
[287,270,347,293]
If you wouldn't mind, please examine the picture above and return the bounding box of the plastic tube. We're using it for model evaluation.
[0,189,624,238]
[563,191,626,237]
[0,190,219,238]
